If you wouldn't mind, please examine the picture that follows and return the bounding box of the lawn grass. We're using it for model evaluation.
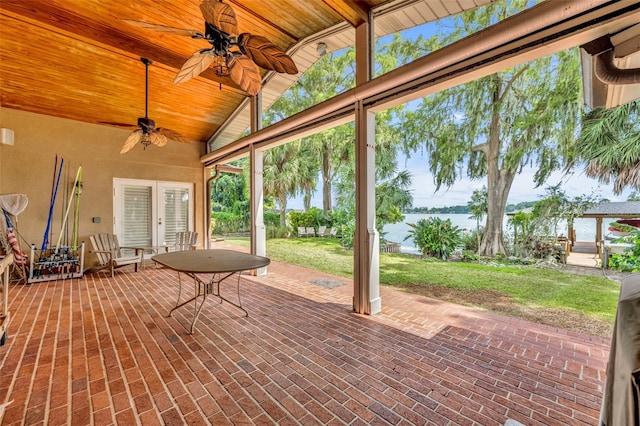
[226,237,621,331]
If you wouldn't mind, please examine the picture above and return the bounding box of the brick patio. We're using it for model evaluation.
[0,245,611,425]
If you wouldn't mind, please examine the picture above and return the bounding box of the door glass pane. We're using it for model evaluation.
[123,186,152,247]
[163,188,189,245]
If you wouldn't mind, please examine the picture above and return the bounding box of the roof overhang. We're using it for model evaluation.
[202,0,640,167]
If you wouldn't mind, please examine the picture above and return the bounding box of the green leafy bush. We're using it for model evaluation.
[522,236,555,259]
[288,207,324,233]
[211,211,249,235]
[266,224,290,239]
[609,231,640,272]
[461,228,483,252]
[339,220,356,249]
[264,212,280,228]
[461,250,479,261]
[404,217,462,260]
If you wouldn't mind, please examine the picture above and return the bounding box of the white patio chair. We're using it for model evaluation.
[175,231,198,251]
[89,233,142,277]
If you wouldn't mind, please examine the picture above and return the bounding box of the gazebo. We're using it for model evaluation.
[577,201,640,243]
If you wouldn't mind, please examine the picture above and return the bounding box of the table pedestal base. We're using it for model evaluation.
[168,270,246,334]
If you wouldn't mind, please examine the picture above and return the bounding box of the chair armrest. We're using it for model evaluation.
[120,247,144,260]
[90,249,115,255]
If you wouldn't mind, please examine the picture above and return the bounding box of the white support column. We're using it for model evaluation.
[204,166,213,249]
[353,15,380,315]
[250,93,267,275]
[353,100,380,315]
[250,145,266,275]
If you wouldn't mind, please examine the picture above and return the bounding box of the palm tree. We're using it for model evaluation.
[376,170,413,228]
[335,110,413,232]
[265,50,356,217]
[263,142,302,227]
[296,140,319,211]
[575,100,640,194]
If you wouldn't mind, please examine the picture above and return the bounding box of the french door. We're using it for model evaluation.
[114,179,194,249]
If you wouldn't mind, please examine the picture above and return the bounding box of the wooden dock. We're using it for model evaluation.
[567,241,601,268]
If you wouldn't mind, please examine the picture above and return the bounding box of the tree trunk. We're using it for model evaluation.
[278,195,287,228]
[304,190,311,211]
[478,169,514,256]
[322,143,332,215]
[478,76,516,257]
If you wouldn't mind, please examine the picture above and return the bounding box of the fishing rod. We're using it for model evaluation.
[41,156,64,250]
[55,166,82,253]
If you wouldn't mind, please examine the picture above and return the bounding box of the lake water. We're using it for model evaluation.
[383,213,621,254]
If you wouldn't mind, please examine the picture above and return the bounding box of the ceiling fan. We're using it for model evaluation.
[124,0,298,96]
[118,57,192,154]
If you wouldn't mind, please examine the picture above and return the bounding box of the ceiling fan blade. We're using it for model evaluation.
[150,131,167,147]
[229,56,261,96]
[158,128,193,144]
[100,121,138,129]
[120,129,143,154]
[174,51,215,84]
[200,0,238,35]
[123,20,202,37]
[239,33,298,75]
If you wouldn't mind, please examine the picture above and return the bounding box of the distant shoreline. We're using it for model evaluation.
[386,212,624,254]
[406,201,535,215]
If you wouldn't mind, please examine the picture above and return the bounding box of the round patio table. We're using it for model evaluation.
[152,249,270,333]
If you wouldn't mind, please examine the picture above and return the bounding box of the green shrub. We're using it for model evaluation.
[521,236,554,259]
[264,212,280,228]
[404,217,462,260]
[609,231,640,272]
[461,228,483,252]
[211,211,249,235]
[288,207,324,231]
[266,224,291,239]
[340,221,356,249]
[461,250,479,261]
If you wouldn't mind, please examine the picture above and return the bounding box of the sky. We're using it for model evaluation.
[287,3,635,210]
[287,155,634,211]
[399,152,633,208]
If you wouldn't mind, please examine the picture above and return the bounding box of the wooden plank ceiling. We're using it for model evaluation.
[0,0,386,145]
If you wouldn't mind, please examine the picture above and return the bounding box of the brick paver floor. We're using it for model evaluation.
[0,244,612,425]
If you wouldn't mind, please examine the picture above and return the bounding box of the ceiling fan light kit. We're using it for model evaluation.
[124,0,298,96]
[212,55,230,77]
[119,57,192,154]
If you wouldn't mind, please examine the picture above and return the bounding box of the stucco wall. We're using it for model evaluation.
[0,107,206,268]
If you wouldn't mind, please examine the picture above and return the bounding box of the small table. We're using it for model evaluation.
[128,245,169,269]
[152,249,270,333]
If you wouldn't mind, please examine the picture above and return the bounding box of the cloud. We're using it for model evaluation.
[288,156,634,210]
